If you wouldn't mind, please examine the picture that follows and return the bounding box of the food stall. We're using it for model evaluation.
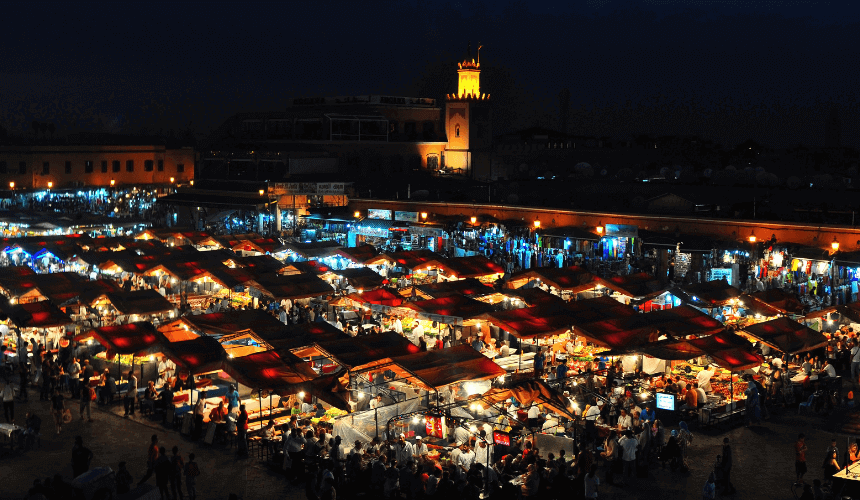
[74,321,166,384]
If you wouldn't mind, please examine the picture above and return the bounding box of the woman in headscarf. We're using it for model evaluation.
[744,378,761,426]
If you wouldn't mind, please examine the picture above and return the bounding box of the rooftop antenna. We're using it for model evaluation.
[477,44,482,65]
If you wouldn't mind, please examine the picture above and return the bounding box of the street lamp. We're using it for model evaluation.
[110,179,115,187]
[189,180,194,186]
[533,220,541,229]
[420,212,427,220]
[470,216,477,224]
[47,182,52,189]
[169,177,175,184]
[832,237,840,252]
[354,211,361,218]
[596,222,604,235]
[748,232,757,243]
[259,189,265,196]
[8,182,13,190]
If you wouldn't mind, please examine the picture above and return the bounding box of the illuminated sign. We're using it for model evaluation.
[367,209,392,220]
[425,415,445,439]
[656,393,675,411]
[492,431,511,446]
[394,211,418,222]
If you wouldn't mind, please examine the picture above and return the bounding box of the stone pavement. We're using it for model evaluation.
[0,385,301,499]
[2,382,858,500]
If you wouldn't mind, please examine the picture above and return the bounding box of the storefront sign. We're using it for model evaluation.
[394,211,418,222]
[367,209,392,220]
[354,226,389,238]
[656,393,675,411]
[271,182,345,195]
[708,268,733,283]
[605,224,638,238]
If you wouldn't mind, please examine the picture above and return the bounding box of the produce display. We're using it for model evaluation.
[711,380,748,400]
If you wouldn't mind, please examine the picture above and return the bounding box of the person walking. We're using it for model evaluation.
[702,472,716,500]
[154,446,171,500]
[68,357,81,398]
[721,437,735,494]
[169,445,184,500]
[50,388,65,434]
[79,382,94,422]
[184,452,200,500]
[71,436,94,479]
[2,381,14,423]
[237,404,249,457]
[796,433,808,483]
[138,435,160,486]
[124,370,137,417]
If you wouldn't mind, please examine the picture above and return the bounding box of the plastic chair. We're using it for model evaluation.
[798,394,815,414]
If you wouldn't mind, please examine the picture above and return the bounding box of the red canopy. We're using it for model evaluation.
[565,296,638,324]
[402,295,496,321]
[415,278,494,299]
[508,266,600,293]
[744,289,805,316]
[438,256,505,279]
[670,280,741,307]
[688,330,764,371]
[160,335,227,374]
[75,321,165,358]
[601,273,669,300]
[336,245,378,265]
[484,305,574,339]
[742,317,828,355]
[346,288,403,307]
[100,289,175,316]
[643,305,726,338]
[184,310,287,339]
[396,345,506,390]
[3,300,73,329]
[223,350,318,391]
[254,273,334,300]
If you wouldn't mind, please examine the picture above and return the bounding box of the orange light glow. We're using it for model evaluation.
[8,182,13,189]
[832,237,840,251]
[47,182,53,189]
[748,233,756,243]
[533,220,541,229]
[354,211,361,218]
[421,212,427,220]
[110,179,115,186]
[470,216,477,224]
[169,177,175,184]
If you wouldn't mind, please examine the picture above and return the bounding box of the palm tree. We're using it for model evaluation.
[31,121,40,140]
[47,123,55,140]
[39,123,48,140]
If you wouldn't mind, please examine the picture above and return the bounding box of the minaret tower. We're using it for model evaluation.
[445,43,492,179]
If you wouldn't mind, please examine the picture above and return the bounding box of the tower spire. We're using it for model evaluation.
[477,43,482,65]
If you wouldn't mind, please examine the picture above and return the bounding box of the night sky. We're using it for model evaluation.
[2,1,859,148]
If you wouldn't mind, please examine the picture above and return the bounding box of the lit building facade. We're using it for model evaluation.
[206,46,493,180]
[0,144,195,190]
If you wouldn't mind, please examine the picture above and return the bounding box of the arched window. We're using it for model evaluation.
[455,124,460,138]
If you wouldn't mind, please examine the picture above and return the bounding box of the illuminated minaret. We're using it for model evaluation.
[445,43,492,179]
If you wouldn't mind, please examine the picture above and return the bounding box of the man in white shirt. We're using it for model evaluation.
[453,424,471,446]
[457,444,476,472]
[696,365,714,393]
[527,404,541,428]
[584,401,603,421]
[852,342,860,382]
[157,357,175,386]
[279,307,288,324]
[475,435,493,466]
[393,317,403,335]
[369,395,383,410]
[618,430,639,478]
[821,359,837,378]
[301,400,314,414]
[616,409,632,430]
[395,434,414,464]
[414,436,429,456]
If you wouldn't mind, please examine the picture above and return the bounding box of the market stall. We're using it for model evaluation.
[436,255,505,283]
[74,321,166,383]
[506,265,602,300]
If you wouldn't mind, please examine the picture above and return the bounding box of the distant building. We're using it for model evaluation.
[0,140,194,190]
[205,44,494,180]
